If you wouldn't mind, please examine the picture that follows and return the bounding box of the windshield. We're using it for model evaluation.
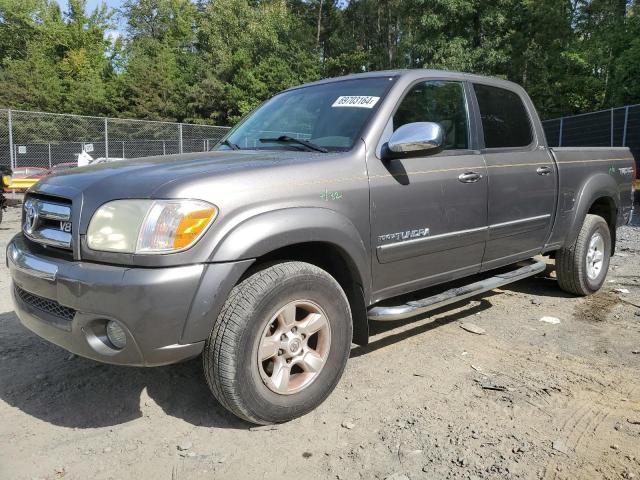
[218,76,396,152]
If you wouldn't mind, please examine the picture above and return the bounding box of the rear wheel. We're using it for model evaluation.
[556,214,611,296]
[203,261,352,424]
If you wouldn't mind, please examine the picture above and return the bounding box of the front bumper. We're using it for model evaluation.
[7,234,252,366]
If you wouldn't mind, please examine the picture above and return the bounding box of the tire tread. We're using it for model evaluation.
[556,214,609,296]
[203,261,348,424]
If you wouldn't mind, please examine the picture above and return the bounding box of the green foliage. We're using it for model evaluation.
[189,0,319,123]
[0,0,115,114]
[0,0,639,122]
[114,0,198,120]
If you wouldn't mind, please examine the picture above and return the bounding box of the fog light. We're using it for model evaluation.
[106,321,126,349]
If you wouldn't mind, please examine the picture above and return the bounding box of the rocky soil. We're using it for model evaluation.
[0,205,639,480]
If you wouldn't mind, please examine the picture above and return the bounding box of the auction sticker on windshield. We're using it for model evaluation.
[332,96,380,108]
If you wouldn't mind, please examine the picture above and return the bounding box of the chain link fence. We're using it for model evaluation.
[0,109,231,170]
[2,106,637,174]
[0,110,9,168]
[542,104,640,163]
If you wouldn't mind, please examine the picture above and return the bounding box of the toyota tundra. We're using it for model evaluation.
[7,70,635,424]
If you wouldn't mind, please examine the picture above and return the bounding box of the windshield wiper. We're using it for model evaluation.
[216,139,240,150]
[259,135,328,153]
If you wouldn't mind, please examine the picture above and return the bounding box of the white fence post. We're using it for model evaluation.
[7,109,14,169]
[104,117,109,161]
[178,123,183,154]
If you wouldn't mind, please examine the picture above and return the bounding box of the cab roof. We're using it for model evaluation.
[287,69,523,92]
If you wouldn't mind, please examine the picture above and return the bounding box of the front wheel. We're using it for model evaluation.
[556,214,611,296]
[203,261,352,424]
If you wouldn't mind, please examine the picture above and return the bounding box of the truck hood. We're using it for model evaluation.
[31,150,323,199]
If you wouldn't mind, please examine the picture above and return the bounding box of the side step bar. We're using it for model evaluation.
[367,259,547,321]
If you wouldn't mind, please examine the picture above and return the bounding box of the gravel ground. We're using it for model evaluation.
[0,204,639,480]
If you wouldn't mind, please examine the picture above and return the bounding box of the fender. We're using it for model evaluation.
[181,207,372,344]
[179,207,372,345]
[565,172,620,248]
[210,206,372,299]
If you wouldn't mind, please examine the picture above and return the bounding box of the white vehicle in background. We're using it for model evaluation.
[47,152,126,177]
[75,151,124,167]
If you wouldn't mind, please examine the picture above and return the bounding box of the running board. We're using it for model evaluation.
[367,259,547,321]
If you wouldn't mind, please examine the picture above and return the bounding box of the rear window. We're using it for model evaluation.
[473,84,533,148]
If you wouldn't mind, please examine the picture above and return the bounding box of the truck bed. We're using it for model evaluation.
[546,146,635,249]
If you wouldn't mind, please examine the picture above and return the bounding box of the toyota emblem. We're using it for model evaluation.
[24,201,39,235]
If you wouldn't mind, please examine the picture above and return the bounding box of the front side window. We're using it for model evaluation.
[473,84,533,148]
[393,80,470,150]
[219,77,396,152]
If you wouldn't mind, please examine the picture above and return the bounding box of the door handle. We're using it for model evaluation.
[536,166,552,176]
[458,172,483,183]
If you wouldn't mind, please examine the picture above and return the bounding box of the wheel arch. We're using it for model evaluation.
[587,196,617,254]
[208,208,371,345]
[245,241,370,346]
[566,173,619,254]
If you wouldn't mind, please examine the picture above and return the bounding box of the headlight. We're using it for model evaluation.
[87,199,218,254]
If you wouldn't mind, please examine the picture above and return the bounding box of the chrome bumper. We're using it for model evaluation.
[7,241,58,281]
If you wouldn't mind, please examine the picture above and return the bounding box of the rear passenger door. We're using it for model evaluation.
[472,83,557,271]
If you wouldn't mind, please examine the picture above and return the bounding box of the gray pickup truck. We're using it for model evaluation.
[7,70,635,424]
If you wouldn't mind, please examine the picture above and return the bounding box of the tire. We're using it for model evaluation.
[556,214,611,296]
[203,261,352,424]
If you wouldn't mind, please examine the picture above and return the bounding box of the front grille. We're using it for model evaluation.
[23,194,73,251]
[15,286,76,322]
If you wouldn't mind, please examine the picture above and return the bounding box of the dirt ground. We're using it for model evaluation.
[0,204,639,480]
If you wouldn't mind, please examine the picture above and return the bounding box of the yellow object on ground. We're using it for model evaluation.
[5,177,42,191]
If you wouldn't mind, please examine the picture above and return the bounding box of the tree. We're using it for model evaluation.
[0,0,116,114]
[190,0,319,124]
[1,0,639,122]
[115,0,198,121]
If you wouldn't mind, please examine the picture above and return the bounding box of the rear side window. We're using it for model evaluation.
[473,84,533,148]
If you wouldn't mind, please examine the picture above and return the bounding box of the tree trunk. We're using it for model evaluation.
[316,0,324,47]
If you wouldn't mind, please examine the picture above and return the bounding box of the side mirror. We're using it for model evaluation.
[381,122,444,160]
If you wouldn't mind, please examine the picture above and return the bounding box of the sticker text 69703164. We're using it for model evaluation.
[331,96,380,108]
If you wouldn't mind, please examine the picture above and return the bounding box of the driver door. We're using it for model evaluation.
[366,80,488,301]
